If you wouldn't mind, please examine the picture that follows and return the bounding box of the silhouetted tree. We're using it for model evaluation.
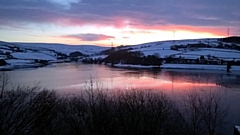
[0,59,7,66]
[69,51,83,57]
[182,91,229,135]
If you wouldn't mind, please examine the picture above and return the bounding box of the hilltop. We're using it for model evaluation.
[0,37,240,71]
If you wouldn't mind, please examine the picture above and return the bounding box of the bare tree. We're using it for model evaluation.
[0,73,58,135]
[115,90,185,135]
[199,92,229,135]
[0,72,9,98]
[183,92,205,135]
[0,86,40,135]
[182,91,229,135]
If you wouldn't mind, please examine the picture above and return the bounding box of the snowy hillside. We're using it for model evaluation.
[115,38,240,61]
[16,43,107,55]
[0,41,108,70]
[100,37,240,71]
[1,37,240,71]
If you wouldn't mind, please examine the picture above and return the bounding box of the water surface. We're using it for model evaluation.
[3,63,240,134]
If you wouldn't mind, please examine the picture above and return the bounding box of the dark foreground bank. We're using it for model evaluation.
[0,81,232,135]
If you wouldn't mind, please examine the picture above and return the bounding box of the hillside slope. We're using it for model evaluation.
[111,37,240,61]
[0,41,108,70]
[1,37,240,71]
[99,37,240,71]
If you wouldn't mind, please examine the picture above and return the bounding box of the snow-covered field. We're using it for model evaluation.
[0,41,109,70]
[11,52,56,61]
[175,48,240,60]
[124,38,240,60]
[16,43,108,55]
[0,37,240,71]
[110,38,240,72]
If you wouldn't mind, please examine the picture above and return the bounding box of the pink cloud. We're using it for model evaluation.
[121,30,155,34]
[60,33,115,41]
[51,14,227,37]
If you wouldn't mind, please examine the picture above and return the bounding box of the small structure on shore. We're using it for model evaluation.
[234,126,240,135]
[227,62,232,72]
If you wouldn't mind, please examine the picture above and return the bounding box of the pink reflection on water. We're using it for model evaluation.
[110,76,217,90]
[58,75,218,95]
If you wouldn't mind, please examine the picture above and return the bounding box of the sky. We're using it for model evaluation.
[0,0,239,46]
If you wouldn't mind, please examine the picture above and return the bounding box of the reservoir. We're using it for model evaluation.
[2,63,240,134]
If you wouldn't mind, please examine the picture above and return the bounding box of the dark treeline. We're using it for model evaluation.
[222,36,240,44]
[83,49,162,66]
[0,74,229,135]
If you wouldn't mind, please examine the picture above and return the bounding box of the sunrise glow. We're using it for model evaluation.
[0,0,239,46]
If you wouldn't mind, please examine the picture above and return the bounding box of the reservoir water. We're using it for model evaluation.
[2,63,240,134]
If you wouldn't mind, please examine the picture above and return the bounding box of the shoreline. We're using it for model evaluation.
[0,60,71,71]
[112,63,240,74]
[0,64,46,71]
[1,62,240,74]
[113,63,240,70]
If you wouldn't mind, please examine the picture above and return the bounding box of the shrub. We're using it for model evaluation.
[181,91,229,135]
[0,59,7,66]
[0,86,57,135]
[69,51,83,57]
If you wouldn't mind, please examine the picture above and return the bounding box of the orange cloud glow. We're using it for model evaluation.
[55,16,226,37]
[129,24,227,37]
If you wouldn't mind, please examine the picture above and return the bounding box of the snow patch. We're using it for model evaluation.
[235,126,240,133]
[11,52,56,60]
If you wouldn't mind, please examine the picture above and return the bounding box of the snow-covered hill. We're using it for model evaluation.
[101,37,240,71]
[0,41,108,70]
[114,38,240,61]
[0,37,240,71]
[15,43,108,55]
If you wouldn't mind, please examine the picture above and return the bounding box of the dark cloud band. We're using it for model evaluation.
[0,0,239,34]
